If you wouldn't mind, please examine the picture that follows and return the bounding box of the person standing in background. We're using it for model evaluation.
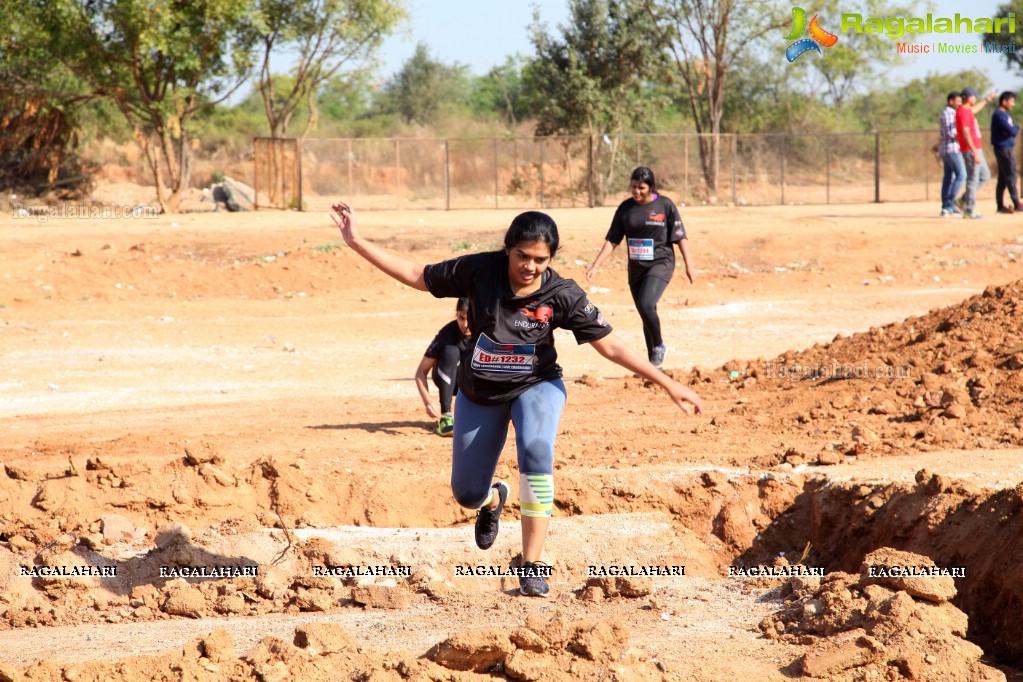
[991,91,1021,214]
[938,92,965,217]
[956,86,997,219]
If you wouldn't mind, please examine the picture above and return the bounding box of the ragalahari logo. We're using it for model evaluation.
[784,7,839,62]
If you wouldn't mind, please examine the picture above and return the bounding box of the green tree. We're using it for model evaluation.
[806,0,923,109]
[719,56,805,134]
[0,12,96,191]
[246,0,406,140]
[470,56,534,128]
[852,69,992,132]
[982,0,1023,73]
[524,0,664,199]
[376,43,470,126]
[318,71,378,123]
[642,0,788,192]
[11,0,255,213]
[525,0,662,137]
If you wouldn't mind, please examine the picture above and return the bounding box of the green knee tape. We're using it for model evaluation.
[520,473,553,518]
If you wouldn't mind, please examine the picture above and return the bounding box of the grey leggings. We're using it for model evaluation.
[449,378,566,509]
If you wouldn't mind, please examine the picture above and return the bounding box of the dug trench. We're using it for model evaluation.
[2,461,1022,680]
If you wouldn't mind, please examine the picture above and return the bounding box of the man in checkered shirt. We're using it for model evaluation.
[939,92,965,217]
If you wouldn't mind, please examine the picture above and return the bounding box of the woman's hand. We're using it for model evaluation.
[331,201,359,246]
[589,333,704,417]
[666,380,703,415]
[586,241,616,282]
[423,401,440,419]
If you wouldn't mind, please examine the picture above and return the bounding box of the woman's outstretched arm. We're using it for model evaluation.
[589,333,703,415]
[331,200,428,291]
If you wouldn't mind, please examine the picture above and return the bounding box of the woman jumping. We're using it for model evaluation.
[332,201,702,597]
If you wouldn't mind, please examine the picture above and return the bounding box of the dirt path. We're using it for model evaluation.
[1,200,1022,680]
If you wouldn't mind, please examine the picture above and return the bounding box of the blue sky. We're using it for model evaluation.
[375,0,1022,89]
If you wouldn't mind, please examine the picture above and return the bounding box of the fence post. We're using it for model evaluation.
[253,138,259,210]
[588,134,595,208]
[780,135,786,205]
[513,138,519,182]
[395,139,401,210]
[684,135,689,199]
[294,139,303,211]
[540,137,546,209]
[731,134,737,205]
[826,142,831,204]
[923,133,928,201]
[874,132,881,203]
[347,139,353,195]
[444,140,450,211]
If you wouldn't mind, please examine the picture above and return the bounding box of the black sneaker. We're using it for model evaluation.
[474,481,509,550]
[650,344,667,367]
[519,561,551,597]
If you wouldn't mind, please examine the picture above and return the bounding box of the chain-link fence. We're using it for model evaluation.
[262,129,999,211]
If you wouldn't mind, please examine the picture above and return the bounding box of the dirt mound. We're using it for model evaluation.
[0,521,423,629]
[803,474,1023,670]
[0,508,724,633]
[760,548,1004,681]
[735,470,1023,671]
[0,617,661,682]
[427,615,659,679]
[690,279,1023,464]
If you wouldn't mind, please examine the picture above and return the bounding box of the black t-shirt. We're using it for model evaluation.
[423,251,613,405]
[424,320,469,359]
[605,195,687,284]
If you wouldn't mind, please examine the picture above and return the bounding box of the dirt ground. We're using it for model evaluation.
[1,195,1023,681]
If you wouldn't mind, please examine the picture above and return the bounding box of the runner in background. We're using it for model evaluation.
[585,166,695,368]
[414,297,470,436]
[331,200,702,597]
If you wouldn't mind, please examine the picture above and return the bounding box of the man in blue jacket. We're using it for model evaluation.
[991,91,1020,214]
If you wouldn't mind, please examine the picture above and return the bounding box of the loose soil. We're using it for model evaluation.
[1,197,1022,680]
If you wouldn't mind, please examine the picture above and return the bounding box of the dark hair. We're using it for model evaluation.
[947,92,961,103]
[630,166,656,191]
[504,211,559,258]
[1001,91,1017,104]
[455,297,469,311]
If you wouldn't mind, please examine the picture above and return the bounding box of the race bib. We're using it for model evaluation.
[471,333,535,373]
[627,238,655,261]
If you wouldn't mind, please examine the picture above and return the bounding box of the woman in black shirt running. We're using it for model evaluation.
[414,297,470,436]
[586,166,696,368]
[332,200,702,597]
